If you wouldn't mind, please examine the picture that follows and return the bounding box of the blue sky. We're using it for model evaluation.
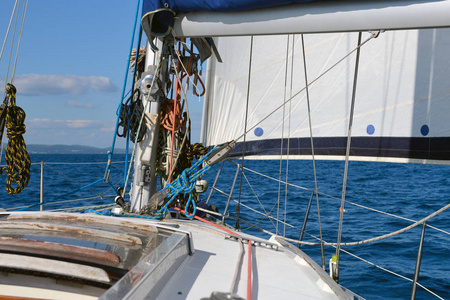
[0,1,204,148]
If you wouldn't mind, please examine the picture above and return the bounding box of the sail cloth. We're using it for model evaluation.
[205,30,450,164]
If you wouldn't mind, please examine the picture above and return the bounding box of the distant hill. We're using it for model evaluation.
[20,144,127,154]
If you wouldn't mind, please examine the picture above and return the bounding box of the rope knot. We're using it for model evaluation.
[6,83,16,96]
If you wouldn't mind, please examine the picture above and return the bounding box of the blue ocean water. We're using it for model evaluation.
[1,154,449,299]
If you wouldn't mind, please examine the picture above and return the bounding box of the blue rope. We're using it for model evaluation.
[105,0,142,179]
[83,147,217,220]
[155,146,217,219]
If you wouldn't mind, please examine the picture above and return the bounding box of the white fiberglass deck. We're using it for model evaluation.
[0,211,356,300]
[156,219,352,300]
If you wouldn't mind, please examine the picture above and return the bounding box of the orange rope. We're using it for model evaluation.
[161,99,182,131]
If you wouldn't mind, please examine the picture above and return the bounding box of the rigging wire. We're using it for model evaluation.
[229,159,450,238]
[236,36,254,231]
[0,1,19,163]
[300,33,326,270]
[122,25,144,186]
[283,34,295,237]
[209,158,447,298]
[275,35,290,237]
[275,234,445,300]
[2,0,28,89]
[334,32,363,283]
[338,248,444,300]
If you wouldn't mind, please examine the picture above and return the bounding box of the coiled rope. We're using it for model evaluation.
[161,99,183,131]
[141,145,217,219]
[2,83,30,194]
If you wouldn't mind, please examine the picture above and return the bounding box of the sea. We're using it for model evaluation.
[0,153,449,300]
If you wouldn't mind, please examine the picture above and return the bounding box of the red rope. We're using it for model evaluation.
[173,207,240,236]
[168,43,183,183]
[247,241,252,300]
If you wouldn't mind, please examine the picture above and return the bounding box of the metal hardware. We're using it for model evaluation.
[206,140,235,166]
[195,179,208,193]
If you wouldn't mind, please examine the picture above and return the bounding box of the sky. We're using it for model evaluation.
[0,0,204,148]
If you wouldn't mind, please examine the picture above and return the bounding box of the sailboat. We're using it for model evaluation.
[1,0,450,299]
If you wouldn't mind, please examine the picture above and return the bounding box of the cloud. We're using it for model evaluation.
[24,118,119,147]
[28,118,107,130]
[66,120,98,129]
[13,74,118,96]
[65,100,95,108]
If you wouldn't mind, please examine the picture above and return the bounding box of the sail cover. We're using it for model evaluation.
[204,29,450,164]
[142,0,317,14]
[142,1,450,39]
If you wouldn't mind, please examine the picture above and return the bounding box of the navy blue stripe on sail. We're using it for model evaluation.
[142,0,317,14]
[228,137,450,161]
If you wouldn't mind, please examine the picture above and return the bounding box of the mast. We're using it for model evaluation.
[129,40,167,212]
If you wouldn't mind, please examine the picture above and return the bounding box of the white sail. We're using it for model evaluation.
[205,29,450,164]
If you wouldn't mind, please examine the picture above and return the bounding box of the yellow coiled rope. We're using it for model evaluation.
[2,83,30,194]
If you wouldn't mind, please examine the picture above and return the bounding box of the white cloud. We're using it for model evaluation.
[66,120,98,129]
[88,76,116,92]
[13,74,118,96]
[24,118,119,147]
[28,118,103,129]
[65,100,95,108]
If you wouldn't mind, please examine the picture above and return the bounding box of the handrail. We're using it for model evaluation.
[2,160,125,212]
[208,159,448,299]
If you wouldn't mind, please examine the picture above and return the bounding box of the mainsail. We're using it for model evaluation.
[204,30,450,164]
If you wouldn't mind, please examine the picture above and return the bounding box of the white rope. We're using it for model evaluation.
[11,0,28,83]
[0,0,27,164]
[276,201,450,247]
[3,0,20,88]
[0,0,19,63]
